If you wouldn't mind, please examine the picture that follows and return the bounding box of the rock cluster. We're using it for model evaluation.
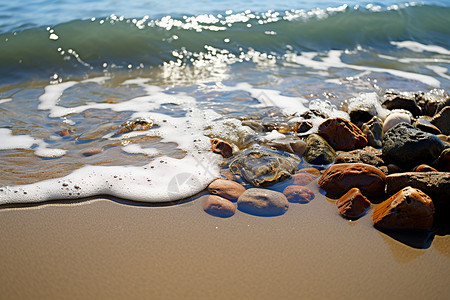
[202,88,449,247]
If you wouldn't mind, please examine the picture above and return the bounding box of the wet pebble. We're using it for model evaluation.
[238,188,289,217]
[203,195,236,218]
[283,185,315,203]
[207,178,245,201]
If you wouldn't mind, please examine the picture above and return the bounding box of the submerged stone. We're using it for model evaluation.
[238,188,289,216]
[373,187,434,230]
[292,173,315,186]
[382,122,444,169]
[303,134,336,165]
[229,149,300,187]
[283,185,315,203]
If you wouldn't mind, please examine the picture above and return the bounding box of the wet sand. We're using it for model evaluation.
[0,183,449,299]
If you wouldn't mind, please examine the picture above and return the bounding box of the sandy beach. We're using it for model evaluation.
[1,182,449,299]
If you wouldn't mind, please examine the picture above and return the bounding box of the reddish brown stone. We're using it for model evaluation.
[82,148,103,156]
[211,138,233,158]
[58,129,71,137]
[207,178,245,201]
[203,195,236,218]
[298,167,321,177]
[412,164,438,172]
[318,117,368,150]
[318,163,386,198]
[373,187,434,230]
[292,173,315,186]
[282,185,315,203]
[336,188,371,219]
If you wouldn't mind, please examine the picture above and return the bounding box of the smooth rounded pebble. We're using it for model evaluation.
[283,185,315,203]
[207,178,246,201]
[237,188,289,217]
[203,195,236,218]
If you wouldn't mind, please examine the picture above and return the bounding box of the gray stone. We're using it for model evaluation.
[361,116,383,148]
[382,123,444,168]
[237,188,289,216]
[303,134,336,165]
[431,106,450,135]
[382,92,422,116]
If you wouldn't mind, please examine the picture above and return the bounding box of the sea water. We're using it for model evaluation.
[0,0,449,204]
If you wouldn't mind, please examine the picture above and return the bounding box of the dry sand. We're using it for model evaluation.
[0,183,449,299]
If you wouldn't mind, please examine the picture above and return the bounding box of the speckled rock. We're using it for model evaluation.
[382,92,421,116]
[382,122,444,168]
[318,117,367,150]
[318,163,386,198]
[361,116,383,148]
[382,112,411,134]
[336,188,371,219]
[203,195,236,218]
[334,149,384,167]
[292,173,315,186]
[373,187,434,230]
[211,138,233,158]
[237,188,289,217]
[207,178,246,201]
[303,134,336,165]
[431,106,450,135]
[283,185,315,203]
[229,149,300,187]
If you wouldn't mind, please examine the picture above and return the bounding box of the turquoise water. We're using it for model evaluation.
[0,1,449,201]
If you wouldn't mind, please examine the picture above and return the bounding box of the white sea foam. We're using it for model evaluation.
[0,98,12,104]
[391,41,450,55]
[122,144,159,156]
[0,152,221,205]
[0,128,66,158]
[284,50,441,87]
[344,93,390,120]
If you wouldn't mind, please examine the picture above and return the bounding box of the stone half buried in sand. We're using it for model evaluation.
[317,117,368,151]
[318,163,386,198]
[282,185,315,204]
[228,148,300,187]
[237,188,289,217]
[373,187,434,230]
[203,195,236,218]
[382,122,444,169]
[207,178,246,201]
[336,187,371,219]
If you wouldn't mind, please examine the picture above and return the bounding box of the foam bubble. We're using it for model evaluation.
[122,144,159,156]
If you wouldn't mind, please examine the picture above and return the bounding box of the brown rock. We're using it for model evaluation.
[412,164,438,172]
[82,148,103,156]
[211,138,233,158]
[203,195,236,218]
[292,173,315,186]
[334,149,384,167]
[298,167,321,177]
[283,185,315,203]
[58,129,71,137]
[373,187,434,230]
[237,188,289,217]
[207,178,246,201]
[318,163,386,198]
[336,188,371,219]
[431,106,450,135]
[318,118,368,150]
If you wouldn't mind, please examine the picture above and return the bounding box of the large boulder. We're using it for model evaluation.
[318,163,386,198]
[237,188,289,217]
[382,123,444,169]
[318,117,367,150]
[373,187,434,230]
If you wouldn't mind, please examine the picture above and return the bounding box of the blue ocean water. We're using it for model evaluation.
[0,0,449,190]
